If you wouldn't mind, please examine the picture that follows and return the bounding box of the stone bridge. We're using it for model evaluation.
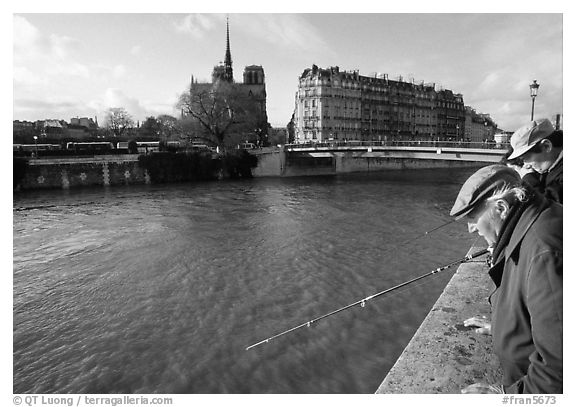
[252,141,509,177]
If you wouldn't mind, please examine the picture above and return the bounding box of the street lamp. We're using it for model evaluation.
[33,135,38,157]
[529,80,540,121]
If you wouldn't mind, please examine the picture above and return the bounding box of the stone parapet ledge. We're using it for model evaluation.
[375,246,502,393]
[27,155,139,165]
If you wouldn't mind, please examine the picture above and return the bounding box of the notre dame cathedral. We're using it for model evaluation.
[187,17,268,145]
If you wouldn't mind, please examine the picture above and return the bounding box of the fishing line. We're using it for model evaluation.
[366,218,458,276]
[246,248,489,350]
[388,218,457,252]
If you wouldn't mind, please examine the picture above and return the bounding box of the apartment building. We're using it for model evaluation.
[294,65,466,144]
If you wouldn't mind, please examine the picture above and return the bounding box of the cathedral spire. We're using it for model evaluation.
[224,15,233,83]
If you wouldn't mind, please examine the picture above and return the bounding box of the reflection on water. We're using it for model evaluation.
[13,168,479,393]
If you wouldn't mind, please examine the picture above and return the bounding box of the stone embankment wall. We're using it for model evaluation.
[375,246,502,394]
[17,156,150,191]
[16,150,488,191]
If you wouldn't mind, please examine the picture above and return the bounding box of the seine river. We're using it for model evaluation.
[13,168,480,394]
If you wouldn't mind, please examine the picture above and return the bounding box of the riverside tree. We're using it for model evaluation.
[139,115,180,140]
[177,80,265,150]
[105,107,134,138]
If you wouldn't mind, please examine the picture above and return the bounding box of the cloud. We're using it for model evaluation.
[173,14,217,39]
[172,14,331,54]
[13,66,48,88]
[112,65,128,79]
[87,88,176,123]
[14,15,91,93]
[14,97,78,111]
[103,88,143,111]
[13,15,41,50]
[46,62,91,78]
[130,45,142,56]
[13,16,138,122]
[14,15,82,64]
[236,14,331,54]
[13,95,86,121]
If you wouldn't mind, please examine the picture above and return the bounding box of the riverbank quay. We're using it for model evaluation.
[13,151,250,191]
[14,155,149,191]
[376,245,502,393]
[14,146,500,191]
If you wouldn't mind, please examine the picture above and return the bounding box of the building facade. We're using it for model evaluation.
[464,106,498,144]
[293,65,466,143]
[70,116,99,130]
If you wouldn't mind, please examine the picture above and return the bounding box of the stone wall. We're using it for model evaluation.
[17,156,150,190]
[375,246,501,393]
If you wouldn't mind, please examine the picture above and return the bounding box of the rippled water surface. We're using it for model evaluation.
[13,168,480,393]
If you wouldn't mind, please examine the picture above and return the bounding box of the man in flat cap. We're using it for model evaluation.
[506,118,563,204]
[450,165,562,394]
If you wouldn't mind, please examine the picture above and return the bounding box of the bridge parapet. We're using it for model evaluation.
[286,140,509,151]
[284,144,507,164]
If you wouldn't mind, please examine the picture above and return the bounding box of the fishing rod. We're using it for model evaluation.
[245,247,489,351]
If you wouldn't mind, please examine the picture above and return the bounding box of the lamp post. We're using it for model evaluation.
[530,80,540,121]
[33,135,38,157]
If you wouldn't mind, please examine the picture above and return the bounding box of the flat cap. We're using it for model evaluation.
[450,165,521,219]
[508,118,555,160]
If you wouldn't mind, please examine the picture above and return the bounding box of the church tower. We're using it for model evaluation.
[211,16,234,83]
[223,16,233,83]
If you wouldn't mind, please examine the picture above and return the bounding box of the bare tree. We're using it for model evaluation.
[105,107,134,137]
[177,81,263,149]
[157,114,179,140]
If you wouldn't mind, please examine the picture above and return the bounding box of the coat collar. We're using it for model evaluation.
[504,192,549,260]
[548,150,563,173]
[488,192,549,287]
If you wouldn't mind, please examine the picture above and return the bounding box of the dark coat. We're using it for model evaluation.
[489,193,563,393]
[521,155,562,204]
[543,156,562,204]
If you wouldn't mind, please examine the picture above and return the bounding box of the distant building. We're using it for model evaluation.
[35,119,66,139]
[293,65,466,143]
[464,107,498,143]
[70,116,99,130]
[68,116,99,140]
[13,120,39,143]
[494,132,511,147]
[13,120,36,134]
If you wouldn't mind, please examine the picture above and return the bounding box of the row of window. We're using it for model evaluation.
[303,110,438,120]
[300,85,462,103]
[301,98,462,111]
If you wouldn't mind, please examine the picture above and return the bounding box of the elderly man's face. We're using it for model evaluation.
[521,140,555,174]
[465,201,504,247]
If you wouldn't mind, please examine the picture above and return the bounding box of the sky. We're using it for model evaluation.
[10,6,565,132]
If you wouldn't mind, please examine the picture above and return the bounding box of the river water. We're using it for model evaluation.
[13,168,480,394]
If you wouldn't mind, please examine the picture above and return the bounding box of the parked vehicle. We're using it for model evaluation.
[66,142,114,151]
[238,142,256,150]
